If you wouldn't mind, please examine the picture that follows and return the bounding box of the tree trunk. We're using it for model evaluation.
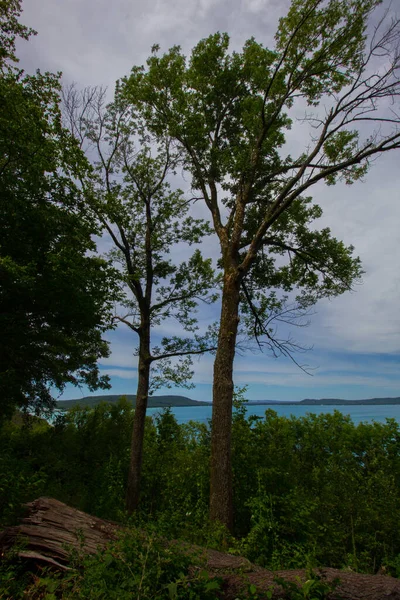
[126,324,151,514]
[209,270,241,531]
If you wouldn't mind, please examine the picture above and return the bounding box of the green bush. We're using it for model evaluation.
[0,530,222,600]
[2,401,400,573]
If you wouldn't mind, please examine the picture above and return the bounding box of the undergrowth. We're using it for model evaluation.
[2,399,400,595]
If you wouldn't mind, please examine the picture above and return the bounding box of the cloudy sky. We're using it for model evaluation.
[16,0,400,402]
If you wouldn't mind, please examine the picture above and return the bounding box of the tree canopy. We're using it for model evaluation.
[121,0,400,528]
[0,2,118,418]
[62,85,218,511]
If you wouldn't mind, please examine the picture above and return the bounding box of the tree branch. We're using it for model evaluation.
[241,280,312,374]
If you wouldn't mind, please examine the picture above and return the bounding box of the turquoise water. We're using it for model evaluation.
[147,403,400,426]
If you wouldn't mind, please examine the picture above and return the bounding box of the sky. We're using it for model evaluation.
[16,0,400,402]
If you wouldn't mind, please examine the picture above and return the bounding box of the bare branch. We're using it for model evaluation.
[241,280,313,375]
[112,315,140,334]
[151,345,217,362]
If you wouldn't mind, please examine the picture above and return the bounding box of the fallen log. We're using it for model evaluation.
[1,497,400,599]
[0,497,122,569]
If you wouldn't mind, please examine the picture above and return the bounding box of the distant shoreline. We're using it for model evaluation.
[56,394,400,410]
[249,400,400,406]
[56,394,210,411]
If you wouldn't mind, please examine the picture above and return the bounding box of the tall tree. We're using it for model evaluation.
[121,0,400,529]
[0,0,34,70]
[0,2,118,419]
[63,87,218,512]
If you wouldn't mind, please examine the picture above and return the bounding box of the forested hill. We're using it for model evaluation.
[56,395,210,410]
[257,397,400,405]
[299,397,400,405]
[57,395,400,410]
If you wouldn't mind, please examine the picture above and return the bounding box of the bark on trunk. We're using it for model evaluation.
[126,324,151,514]
[209,271,241,531]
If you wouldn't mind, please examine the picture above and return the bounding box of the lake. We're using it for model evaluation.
[146,403,400,426]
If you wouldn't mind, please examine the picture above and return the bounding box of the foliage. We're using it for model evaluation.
[0,452,47,528]
[2,1,400,594]
[0,7,118,419]
[0,528,223,599]
[273,572,340,600]
[118,0,400,527]
[3,402,400,575]
[0,0,35,71]
[0,548,32,600]
[116,0,400,359]
[63,85,218,391]
[62,84,220,512]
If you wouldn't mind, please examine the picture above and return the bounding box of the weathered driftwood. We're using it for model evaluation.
[1,497,400,599]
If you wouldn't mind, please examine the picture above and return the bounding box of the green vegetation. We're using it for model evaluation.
[0,0,118,420]
[0,526,224,599]
[2,400,400,579]
[2,0,400,596]
[62,84,219,513]
[121,0,400,527]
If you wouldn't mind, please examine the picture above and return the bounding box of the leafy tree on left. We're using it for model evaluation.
[0,1,119,418]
